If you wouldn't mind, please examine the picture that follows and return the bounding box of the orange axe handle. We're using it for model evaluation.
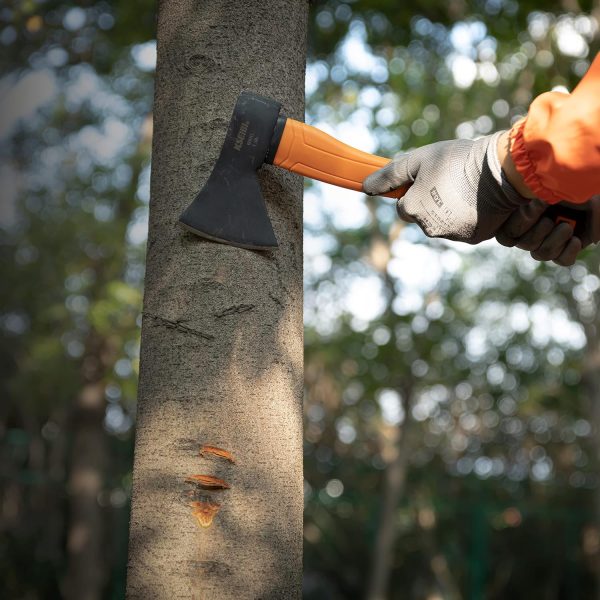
[272,119,587,238]
[271,118,409,199]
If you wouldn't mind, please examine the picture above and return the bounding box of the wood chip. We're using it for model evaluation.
[184,474,230,490]
[199,445,236,464]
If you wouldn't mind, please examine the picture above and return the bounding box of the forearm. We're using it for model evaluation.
[506,53,600,204]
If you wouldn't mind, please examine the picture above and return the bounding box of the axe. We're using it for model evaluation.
[180,92,585,249]
[179,91,407,249]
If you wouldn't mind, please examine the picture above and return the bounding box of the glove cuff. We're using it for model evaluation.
[486,130,530,208]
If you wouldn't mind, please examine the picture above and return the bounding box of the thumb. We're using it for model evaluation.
[363,153,413,196]
[395,186,418,224]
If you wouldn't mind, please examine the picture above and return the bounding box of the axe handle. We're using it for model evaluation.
[543,204,587,239]
[272,119,409,199]
[271,119,588,239]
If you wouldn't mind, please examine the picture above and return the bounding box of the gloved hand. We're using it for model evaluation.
[362,132,530,244]
[496,196,600,266]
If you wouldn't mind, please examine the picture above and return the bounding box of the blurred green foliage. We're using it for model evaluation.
[304,1,600,598]
[1,1,153,597]
[1,0,599,598]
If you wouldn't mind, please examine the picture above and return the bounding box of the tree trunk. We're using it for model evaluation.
[366,389,414,600]
[581,331,600,600]
[126,2,307,598]
[566,283,600,599]
[64,380,108,600]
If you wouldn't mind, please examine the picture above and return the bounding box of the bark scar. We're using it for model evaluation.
[143,312,214,341]
[189,500,221,528]
[268,292,283,307]
[184,53,220,74]
[215,304,255,318]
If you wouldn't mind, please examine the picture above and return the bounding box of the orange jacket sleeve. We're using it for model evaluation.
[509,52,600,204]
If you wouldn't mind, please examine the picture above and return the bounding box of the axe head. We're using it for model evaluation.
[179,92,283,249]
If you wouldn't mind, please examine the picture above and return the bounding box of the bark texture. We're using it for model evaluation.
[126,1,307,598]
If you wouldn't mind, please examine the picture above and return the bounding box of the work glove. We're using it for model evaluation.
[362,132,530,244]
[496,196,600,266]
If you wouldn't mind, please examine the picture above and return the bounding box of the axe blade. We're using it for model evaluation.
[179,92,282,249]
[180,167,278,250]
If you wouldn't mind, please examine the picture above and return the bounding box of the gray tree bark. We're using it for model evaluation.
[126,1,307,598]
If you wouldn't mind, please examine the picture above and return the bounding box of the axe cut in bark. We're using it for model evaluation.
[184,475,230,490]
[189,500,221,528]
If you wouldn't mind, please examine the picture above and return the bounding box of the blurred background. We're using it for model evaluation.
[1,0,599,598]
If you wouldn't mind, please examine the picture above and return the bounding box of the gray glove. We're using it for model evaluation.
[496,196,600,266]
[362,132,530,244]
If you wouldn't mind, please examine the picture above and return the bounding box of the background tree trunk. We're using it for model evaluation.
[566,279,600,599]
[64,332,115,599]
[366,389,413,600]
[126,1,307,598]
[581,327,600,600]
[64,381,107,600]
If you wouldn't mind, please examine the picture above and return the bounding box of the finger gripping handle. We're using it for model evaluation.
[545,205,587,238]
[272,119,408,199]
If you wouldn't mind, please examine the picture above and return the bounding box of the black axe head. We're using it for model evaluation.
[179,92,285,250]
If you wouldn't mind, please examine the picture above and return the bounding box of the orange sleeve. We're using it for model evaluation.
[509,52,600,204]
